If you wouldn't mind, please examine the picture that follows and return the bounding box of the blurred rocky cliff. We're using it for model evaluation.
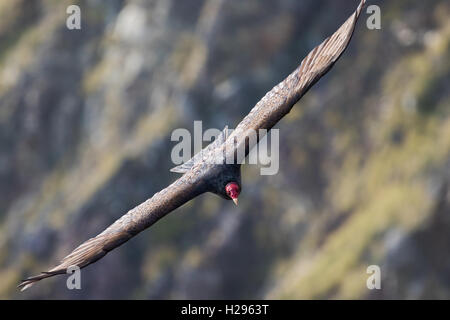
[0,0,449,299]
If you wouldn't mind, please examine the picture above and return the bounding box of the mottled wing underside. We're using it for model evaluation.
[228,0,366,149]
[18,174,204,291]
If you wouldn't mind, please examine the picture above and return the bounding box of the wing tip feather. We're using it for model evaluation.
[17,269,63,292]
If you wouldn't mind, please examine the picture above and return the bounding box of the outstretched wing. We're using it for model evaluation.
[226,0,366,157]
[18,173,206,291]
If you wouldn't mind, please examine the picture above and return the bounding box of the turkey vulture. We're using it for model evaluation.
[19,0,366,291]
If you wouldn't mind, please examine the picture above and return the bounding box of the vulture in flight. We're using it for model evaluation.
[19,0,366,291]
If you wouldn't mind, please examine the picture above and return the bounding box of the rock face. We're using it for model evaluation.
[0,0,449,299]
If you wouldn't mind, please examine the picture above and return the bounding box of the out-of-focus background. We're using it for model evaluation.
[0,0,449,299]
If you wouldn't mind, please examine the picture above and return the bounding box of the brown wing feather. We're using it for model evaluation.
[18,173,206,291]
[227,0,366,154]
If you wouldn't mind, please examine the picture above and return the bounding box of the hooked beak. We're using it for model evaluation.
[225,182,240,206]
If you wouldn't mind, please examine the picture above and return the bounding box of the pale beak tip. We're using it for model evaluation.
[232,198,238,205]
